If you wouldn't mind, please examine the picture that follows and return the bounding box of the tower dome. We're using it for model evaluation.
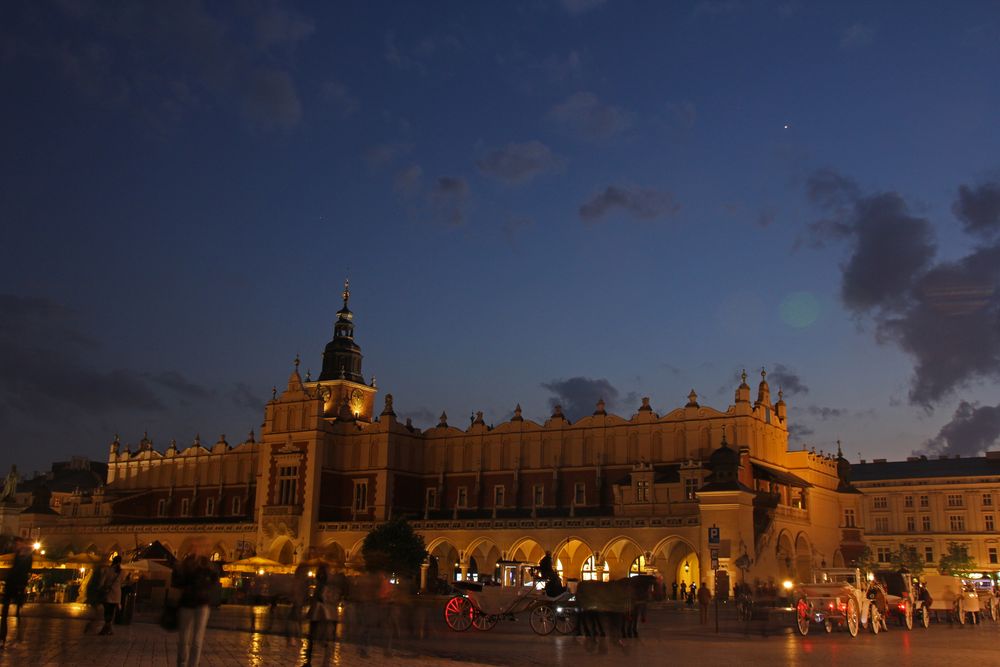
[319,279,364,383]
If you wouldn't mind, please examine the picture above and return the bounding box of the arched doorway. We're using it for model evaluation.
[629,554,650,576]
[553,537,594,587]
[581,554,609,582]
[775,532,795,581]
[794,533,812,582]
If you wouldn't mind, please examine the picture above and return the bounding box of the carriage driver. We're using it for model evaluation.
[538,551,565,597]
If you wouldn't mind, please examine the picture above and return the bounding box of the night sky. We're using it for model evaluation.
[2,1,1000,476]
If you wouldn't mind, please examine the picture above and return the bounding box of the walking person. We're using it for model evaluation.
[302,564,345,667]
[698,581,712,625]
[172,543,219,667]
[97,555,126,635]
[285,564,310,645]
[0,536,33,648]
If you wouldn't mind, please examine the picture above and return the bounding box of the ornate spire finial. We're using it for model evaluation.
[294,354,300,371]
[837,439,843,458]
[305,368,311,382]
[778,388,784,401]
[761,367,767,380]
[272,385,277,400]
[741,369,748,384]
[342,278,350,307]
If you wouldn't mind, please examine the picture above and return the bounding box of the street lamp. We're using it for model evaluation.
[32,541,42,551]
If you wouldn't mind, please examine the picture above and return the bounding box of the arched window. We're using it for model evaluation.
[582,555,609,582]
[629,555,648,577]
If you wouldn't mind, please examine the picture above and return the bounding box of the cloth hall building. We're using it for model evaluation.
[11,284,874,595]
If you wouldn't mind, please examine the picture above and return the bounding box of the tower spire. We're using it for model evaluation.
[342,278,350,308]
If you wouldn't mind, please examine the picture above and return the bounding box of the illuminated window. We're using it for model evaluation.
[629,555,649,576]
[353,480,369,512]
[873,496,888,509]
[922,515,931,531]
[493,485,505,508]
[685,478,699,500]
[843,508,856,528]
[906,516,915,532]
[180,498,189,516]
[924,547,934,563]
[876,547,891,563]
[205,497,215,516]
[874,517,889,532]
[425,488,437,510]
[949,515,965,532]
[636,480,650,502]
[986,515,995,532]
[947,494,964,508]
[277,466,298,505]
[904,495,914,508]
[582,555,609,582]
[157,499,167,517]
[983,494,993,507]
[574,482,586,506]
[919,495,929,508]
[456,486,468,508]
[533,484,544,507]
[990,548,998,565]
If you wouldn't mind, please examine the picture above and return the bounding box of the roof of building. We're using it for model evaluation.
[752,462,811,488]
[851,454,1000,482]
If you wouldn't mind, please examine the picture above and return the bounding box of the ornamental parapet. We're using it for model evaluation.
[262,505,302,516]
[316,515,699,533]
[40,522,257,534]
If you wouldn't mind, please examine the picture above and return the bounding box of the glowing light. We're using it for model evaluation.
[33,541,42,551]
[307,570,315,578]
[782,580,794,590]
[684,561,690,573]
[867,572,875,581]
[79,567,86,574]
[257,568,265,576]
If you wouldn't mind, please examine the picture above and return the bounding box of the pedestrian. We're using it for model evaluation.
[172,542,219,667]
[688,582,697,606]
[672,581,678,601]
[0,536,33,647]
[302,564,345,667]
[97,555,126,635]
[285,564,310,644]
[679,581,687,601]
[698,581,712,624]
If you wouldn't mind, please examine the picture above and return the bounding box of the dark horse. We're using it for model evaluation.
[575,575,656,652]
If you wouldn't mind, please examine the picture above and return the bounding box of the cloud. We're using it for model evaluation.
[805,170,1000,407]
[428,176,469,225]
[579,185,679,223]
[394,164,423,196]
[254,7,315,49]
[559,0,606,14]
[840,22,876,50]
[541,377,620,422]
[241,67,301,129]
[922,401,1000,458]
[364,142,413,169]
[953,181,1000,239]
[804,405,847,420]
[769,363,809,396]
[549,92,632,140]
[788,423,815,441]
[476,141,561,184]
[149,371,212,399]
[231,382,264,413]
[321,80,359,117]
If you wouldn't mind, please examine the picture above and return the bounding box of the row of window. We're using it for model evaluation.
[156,496,242,517]
[424,482,589,510]
[858,512,996,533]
[872,493,994,510]
[874,545,1000,565]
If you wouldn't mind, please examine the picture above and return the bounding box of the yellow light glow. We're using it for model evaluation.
[782,580,794,590]
[308,570,315,578]
[867,572,875,581]
[256,568,265,576]
[33,541,42,551]
[79,567,86,574]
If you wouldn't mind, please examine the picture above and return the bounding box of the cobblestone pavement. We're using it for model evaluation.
[1,603,999,666]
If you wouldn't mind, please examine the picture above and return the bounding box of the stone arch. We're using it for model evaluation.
[465,537,501,583]
[320,540,347,565]
[507,536,545,564]
[426,537,461,583]
[794,532,812,583]
[210,542,229,562]
[268,536,295,565]
[651,535,700,592]
[105,542,122,560]
[553,536,594,585]
[600,535,645,580]
[775,530,795,581]
[833,549,845,568]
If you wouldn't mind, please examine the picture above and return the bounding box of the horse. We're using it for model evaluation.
[575,575,656,652]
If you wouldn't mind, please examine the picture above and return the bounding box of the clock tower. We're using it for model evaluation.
[313,280,377,422]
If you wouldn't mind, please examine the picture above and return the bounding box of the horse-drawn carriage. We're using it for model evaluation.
[443,560,576,635]
[792,568,882,637]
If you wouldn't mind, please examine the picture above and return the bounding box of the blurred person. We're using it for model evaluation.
[0,536,33,647]
[302,564,348,666]
[97,555,126,635]
[172,541,220,667]
[285,564,310,645]
[698,581,712,625]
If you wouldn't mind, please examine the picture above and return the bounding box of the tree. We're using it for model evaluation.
[890,546,924,578]
[853,546,878,573]
[361,517,427,579]
[937,542,976,576]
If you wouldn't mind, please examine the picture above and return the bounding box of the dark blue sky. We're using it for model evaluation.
[3,0,1000,475]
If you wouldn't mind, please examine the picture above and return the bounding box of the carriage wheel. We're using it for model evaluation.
[902,601,913,630]
[554,609,578,635]
[529,604,556,635]
[444,596,474,632]
[920,607,930,628]
[957,603,966,625]
[991,601,998,623]
[870,607,881,635]
[846,598,860,637]
[795,598,810,636]
[472,611,497,631]
[824,619,833,633]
